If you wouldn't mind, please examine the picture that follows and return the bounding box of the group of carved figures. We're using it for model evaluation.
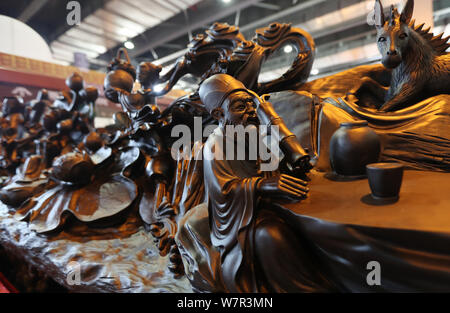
[0,0,449,292]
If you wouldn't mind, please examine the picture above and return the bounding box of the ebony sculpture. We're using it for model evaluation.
[0,9,449,293]
[357,0,449,111]
[99,22,317,277]
[131,22,315,98]
[0,73,142,233]
[194,74,333,292]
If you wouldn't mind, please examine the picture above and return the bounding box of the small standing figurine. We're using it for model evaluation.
[104,48,161,129]
[54,72,98,125]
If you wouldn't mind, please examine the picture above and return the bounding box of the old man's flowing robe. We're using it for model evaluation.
[200,127,333,292]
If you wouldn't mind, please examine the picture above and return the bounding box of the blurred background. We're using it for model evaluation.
[0,0,449,126]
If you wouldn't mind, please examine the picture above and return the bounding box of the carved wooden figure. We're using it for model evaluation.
[361,0,450,111]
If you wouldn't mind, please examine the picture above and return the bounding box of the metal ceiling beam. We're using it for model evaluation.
[240,0,327,33]
[18,0,49,23]
[252,2,281,11]
[107,0,262,59]
[160,43,185,49]
[154,0,399,67]
[148,0,345,66]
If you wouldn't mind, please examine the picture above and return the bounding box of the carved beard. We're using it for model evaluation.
[224,115,260,128]
[222,120,260,158]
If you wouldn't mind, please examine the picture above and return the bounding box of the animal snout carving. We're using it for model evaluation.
[387,50,397,56]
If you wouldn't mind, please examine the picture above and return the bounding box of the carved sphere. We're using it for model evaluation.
[329,120,381,176]
[56,119,73,134]
[84,132,104,152]
[79,86,99,103]
[104,69,135,103]
[66,73,84,92]
[51,152,94,185]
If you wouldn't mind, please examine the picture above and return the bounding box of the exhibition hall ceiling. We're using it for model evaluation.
[0,0,449,81]
[51,0,203,66]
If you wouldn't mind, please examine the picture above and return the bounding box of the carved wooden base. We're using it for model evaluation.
[0,204,192,293]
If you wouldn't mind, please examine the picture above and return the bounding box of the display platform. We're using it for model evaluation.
[177,169,450,292]
[287,169,450,233]
[0,169,449,292]
[277,169,450,292]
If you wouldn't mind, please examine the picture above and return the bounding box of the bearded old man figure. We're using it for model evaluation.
[175,74,336,292]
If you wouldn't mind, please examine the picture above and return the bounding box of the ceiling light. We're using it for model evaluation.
[283,45,293,53]
[311,68,319,75]
[222,0,231,3]
[124,41,135,50]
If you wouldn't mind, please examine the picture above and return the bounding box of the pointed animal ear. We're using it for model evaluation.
[374,0,385,27]
[400,0,414,24]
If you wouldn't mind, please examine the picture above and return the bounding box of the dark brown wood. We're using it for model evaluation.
[368,0,450,111]
[0,9,448,293]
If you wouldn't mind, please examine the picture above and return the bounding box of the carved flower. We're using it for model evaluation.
[13,147,139,233]
[51,152,94,186]
[0,155,47,208]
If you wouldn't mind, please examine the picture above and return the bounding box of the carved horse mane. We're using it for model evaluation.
[409,19,450,55]
[370,0,450,111]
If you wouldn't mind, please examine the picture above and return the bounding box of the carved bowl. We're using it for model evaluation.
[104,69,135,103]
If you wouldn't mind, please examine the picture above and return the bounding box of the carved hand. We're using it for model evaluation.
[257,173,309,201]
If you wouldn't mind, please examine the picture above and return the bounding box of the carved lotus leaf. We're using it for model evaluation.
[15,174,138,233]
[116,147,145,178]
[51,152,94,186]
